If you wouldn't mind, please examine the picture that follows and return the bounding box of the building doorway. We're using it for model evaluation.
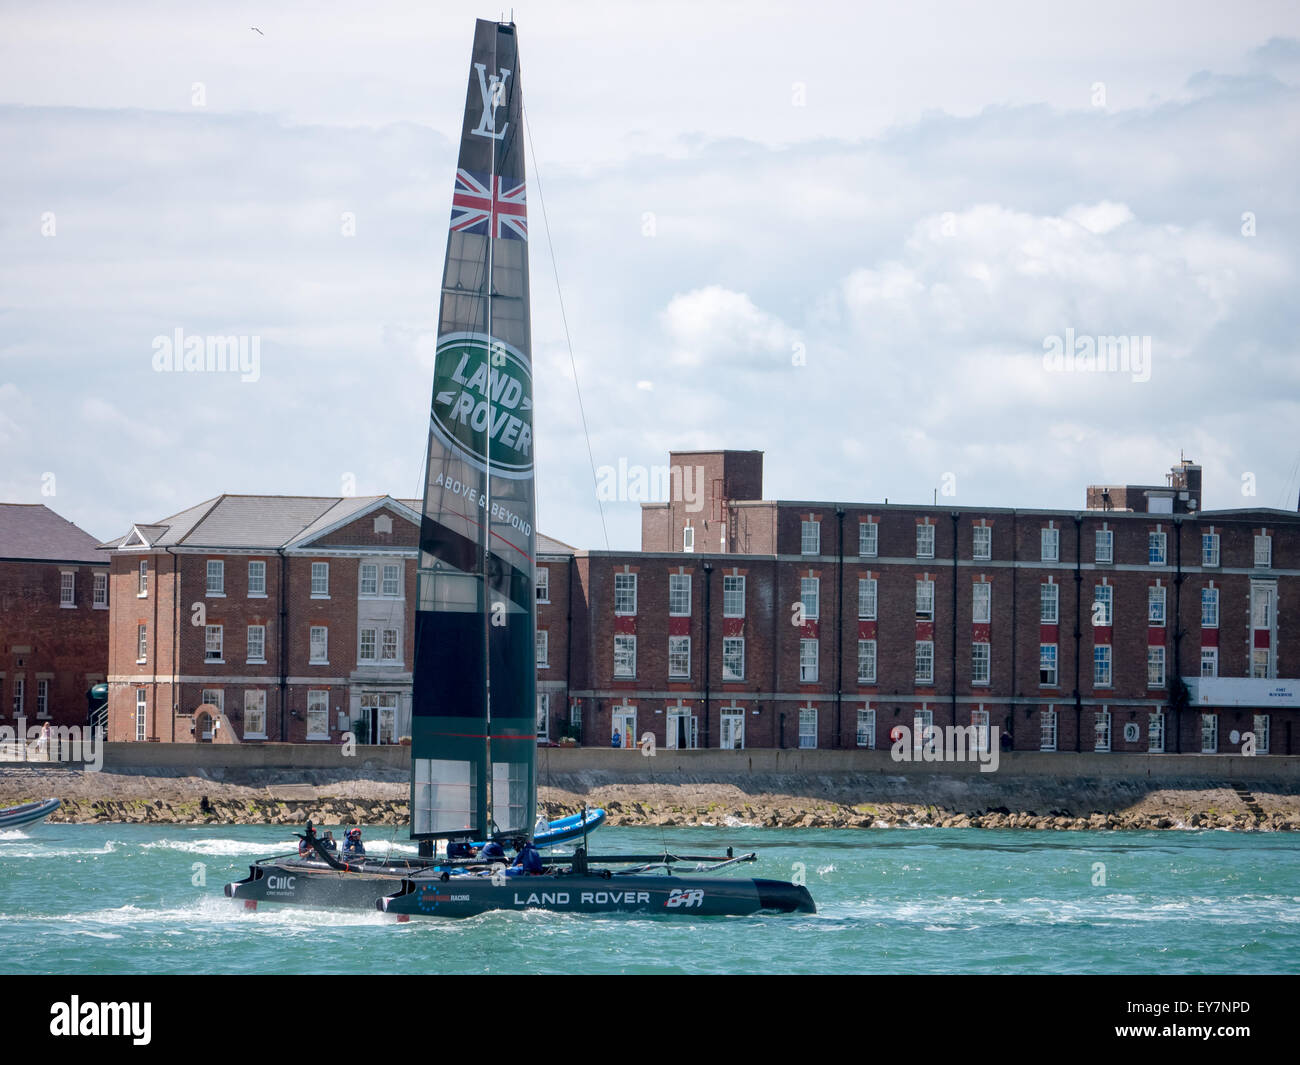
[720,711,744,750]
[612,707,636,749]
[361,693,398,744]
[667,709,698,749]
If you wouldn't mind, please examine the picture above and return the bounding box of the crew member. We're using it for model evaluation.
[506,836,543,876]
[343,827,365,858]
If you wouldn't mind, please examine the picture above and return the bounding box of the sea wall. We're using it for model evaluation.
[82,741,1300,784]
[5,744,1299,830]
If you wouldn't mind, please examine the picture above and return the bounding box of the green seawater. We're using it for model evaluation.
[2,824,1297,974]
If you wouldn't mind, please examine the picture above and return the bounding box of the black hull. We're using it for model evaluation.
[225,858,415,910]
[378,873,816,919]
[226,861,815,918]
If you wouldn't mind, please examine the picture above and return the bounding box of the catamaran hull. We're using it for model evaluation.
[378,875,815,919]
[225,862,407,910]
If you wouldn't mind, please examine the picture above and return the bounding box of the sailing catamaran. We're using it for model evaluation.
[226,17,814,918]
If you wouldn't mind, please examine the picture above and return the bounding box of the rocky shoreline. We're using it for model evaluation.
[3,766,1298,832]
[32,795,1300,832]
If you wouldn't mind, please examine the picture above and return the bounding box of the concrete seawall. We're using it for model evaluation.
[87,742,1300,784]
[5,744,1298,829]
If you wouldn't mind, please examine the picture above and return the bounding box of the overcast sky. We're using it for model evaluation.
[2,1,1298,550]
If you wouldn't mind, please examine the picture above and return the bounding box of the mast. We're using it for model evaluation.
[410,18,536,844]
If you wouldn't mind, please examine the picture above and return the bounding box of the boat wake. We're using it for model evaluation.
[0,838,118,859]
[139,838,298,857]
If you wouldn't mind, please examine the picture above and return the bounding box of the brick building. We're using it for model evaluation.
[554,450,1298,755]
[0,503,109,729]
[102,495,428,744]
[102,451,1300,757]
[102,493,581,747]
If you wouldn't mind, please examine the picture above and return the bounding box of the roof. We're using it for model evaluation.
[106,494,565,552]
[0,503,106,564]
[107,495,391,551]
[537,532,577,556]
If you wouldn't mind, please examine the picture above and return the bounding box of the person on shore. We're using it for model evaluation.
[611,729,621,749]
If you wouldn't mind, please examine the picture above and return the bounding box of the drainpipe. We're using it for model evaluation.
[770,556,779,749]
[1073,516,1083,752]
[950,511,958,731]
[565,553,576,743]
[1173,519,1185,754]
[1009,511,1017,748]
[835,507,845,747]
[279,550,289,741]
[149,550,160,741]
[166,547,180,743]
[702,561,713,749]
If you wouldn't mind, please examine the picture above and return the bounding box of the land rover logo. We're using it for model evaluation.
[431,332,533,476]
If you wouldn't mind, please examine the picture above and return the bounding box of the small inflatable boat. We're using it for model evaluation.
[467,808,606,851]
[0,798,61,829]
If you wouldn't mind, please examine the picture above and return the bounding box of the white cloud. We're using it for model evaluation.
[661,286,799,370]
[3,15,1299,548]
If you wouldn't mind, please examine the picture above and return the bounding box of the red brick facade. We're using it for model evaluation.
[98,457,1300,757]
[0,560,109,728]
[0,504,109,730]
[560,452,1300,756]
[106,498,421,745]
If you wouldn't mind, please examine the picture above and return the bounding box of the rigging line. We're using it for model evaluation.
[521,96,611,550]
[1278,444,1300,510]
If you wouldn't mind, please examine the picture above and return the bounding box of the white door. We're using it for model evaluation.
[536,692,550,741]
[1253,714,1270,754]
[913,709,933,752]
[1201,713,1218,753]
[799,707,818,749]
[613,709,635,749]
[720,712,744,750]
[378,704,397,745]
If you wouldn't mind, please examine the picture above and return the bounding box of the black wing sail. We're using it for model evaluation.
[411,19,536,842]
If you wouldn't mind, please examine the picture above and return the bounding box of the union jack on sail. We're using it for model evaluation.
[450,167,528,240]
